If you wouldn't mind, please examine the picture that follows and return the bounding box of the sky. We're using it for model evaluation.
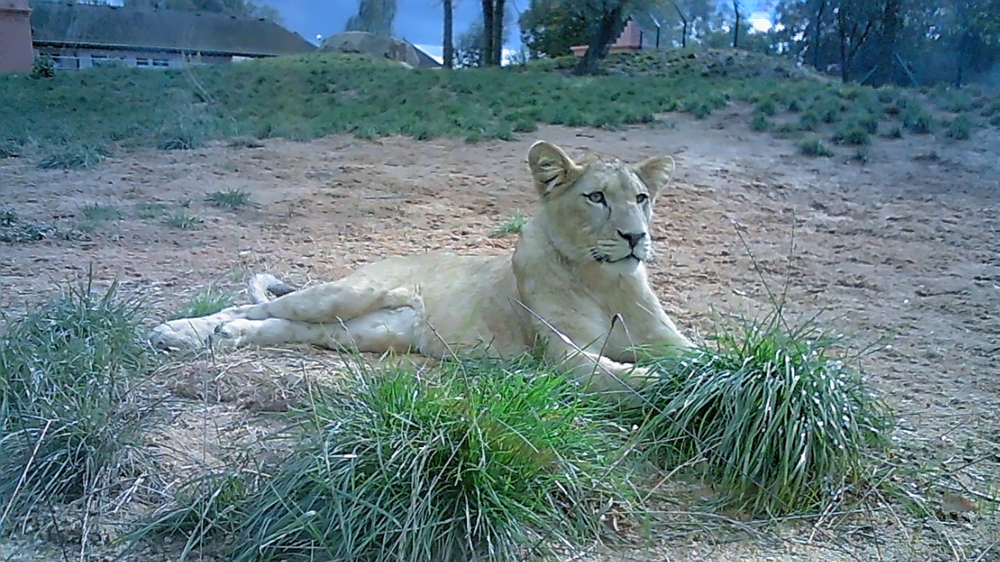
[261,0,770,62]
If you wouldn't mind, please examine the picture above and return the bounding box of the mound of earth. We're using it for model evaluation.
[320,31,421,69]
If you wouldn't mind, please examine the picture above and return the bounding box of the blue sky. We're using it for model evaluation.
[262,0,769,60]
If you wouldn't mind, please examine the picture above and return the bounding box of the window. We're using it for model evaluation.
[90,54,108,67]
[152,58,170,68]
[136,58,150,67]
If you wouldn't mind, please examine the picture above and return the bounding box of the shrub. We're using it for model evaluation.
[903,110,933,134]
[31,55,55,79]
[0,208,57,243]
[750,112,770,132]
[163,212,204,230]
[0,274,158,530]
[832,125,871,146]
[797,137,834,157]
[136,358,634,562]
[882,125,903,139]
[635,309,893,516]
[946,115,972,140]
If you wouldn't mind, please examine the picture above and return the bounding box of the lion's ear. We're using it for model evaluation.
[633,155,675,199]
[527,141,583,197]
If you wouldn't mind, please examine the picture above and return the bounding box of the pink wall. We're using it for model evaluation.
[0,0,33,73]
[570,18,644,57]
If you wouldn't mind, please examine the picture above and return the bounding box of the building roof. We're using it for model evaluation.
[30,2,317,57]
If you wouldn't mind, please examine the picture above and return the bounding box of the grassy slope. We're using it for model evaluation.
[2,50,995,168]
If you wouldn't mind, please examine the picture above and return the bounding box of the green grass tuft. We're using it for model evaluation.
[750,112,770,132]
[832,125,871,146]
[902,110,933,134]
[169,288,235,320]
[797,137,834,157]
[206,188,254,209]
[490,212,527,237]
[946,115,973,140]
[0,272,158,530]
[163,212,204,230]
[135,357,634,562]
[37,144,110,170]
[635,309,893,517]
[81,202,121,223]
[0,208,58,243]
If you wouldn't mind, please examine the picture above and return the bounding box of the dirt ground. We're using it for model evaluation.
[1,109,999,561]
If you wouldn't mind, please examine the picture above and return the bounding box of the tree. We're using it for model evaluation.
[520,0,599,58]
[731,0,742,48]
[479,0,506,66]
[834,0,879,82]
[574,0,630,75]
[344,0,397,36]
[443,0,454,68]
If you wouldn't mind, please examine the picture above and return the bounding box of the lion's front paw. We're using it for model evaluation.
[148,317,221,350]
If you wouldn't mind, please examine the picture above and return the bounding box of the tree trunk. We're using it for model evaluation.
[811,0,825,70]
[872,0,899,86]
[732,0,741,48]
[838,24,849,82]
[443,0,453,68]
[491,0,505,65]
[574,3,628,76]
[481,0,495,66]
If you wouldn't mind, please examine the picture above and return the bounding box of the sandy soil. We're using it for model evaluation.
[1,110,998,561]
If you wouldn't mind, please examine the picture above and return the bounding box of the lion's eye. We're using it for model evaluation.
[636,193,649,204]
[585,191,606,205]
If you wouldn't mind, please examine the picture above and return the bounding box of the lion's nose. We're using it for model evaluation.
[617,230,646,248]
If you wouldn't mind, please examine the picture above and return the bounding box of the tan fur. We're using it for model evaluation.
[148,140,694,401]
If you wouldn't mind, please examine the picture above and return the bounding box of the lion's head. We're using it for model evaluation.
[526,140,675,272]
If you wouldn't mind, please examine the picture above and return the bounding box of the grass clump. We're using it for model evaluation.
[946,115,972,140]
[206,188,254,209]
[0,208,57,243]
[163,212,204,230]
[138,358,633,562]
[81,202,121,222]
[882,125,903,139]
[750,112,770,132]
[903,109,933,134]
[37,144,110,170]
[169,287,235,320]
[832,125,871,146]
[635,309,893,516]
[490,212,527,237]
[797,137,834,157]
[0,274,157,531]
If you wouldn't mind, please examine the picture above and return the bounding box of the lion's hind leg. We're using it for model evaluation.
[212,306,420,353]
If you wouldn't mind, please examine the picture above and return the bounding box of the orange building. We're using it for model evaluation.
[0,0,34,73]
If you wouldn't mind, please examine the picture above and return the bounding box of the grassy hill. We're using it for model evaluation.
[1,50,997,169]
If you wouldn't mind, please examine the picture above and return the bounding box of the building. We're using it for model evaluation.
[570,18,649,58]
[2,1,316,72]
[0,0,34,73]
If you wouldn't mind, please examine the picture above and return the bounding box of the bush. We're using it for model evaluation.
[797,137,834,157]
[946,115,972,140]
[31,55,55,79]
[635,309,893,516]
[0,274,158,529]
[137,358,635,562]
[37,144,110,170]
[903,110,933,134]
[832,125,871,146]
[750,112,770,132]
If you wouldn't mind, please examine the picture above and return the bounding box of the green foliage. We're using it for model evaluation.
[163,212,204,230]
[798,137,834,157]
[135,358,634,562]
[902,109,934,134]
[0,208,58,243]
[0,274,157,528]
[206,188,254,209]
[37,144,110,170]
[169,288,235,320]
[31,55,55,79]
[882,125,903,139]
[832,125,871,146]
[81,202,121,223]
[946,115,973,140]
[519,0,594,59]
[636,310,893,516]
[490,212,527,237]
[750,111,770,132]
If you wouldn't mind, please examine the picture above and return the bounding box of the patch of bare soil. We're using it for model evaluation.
[1,111,998,561]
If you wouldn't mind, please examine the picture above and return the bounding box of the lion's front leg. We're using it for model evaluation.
[543,337,656,405]
[148,304,256,350]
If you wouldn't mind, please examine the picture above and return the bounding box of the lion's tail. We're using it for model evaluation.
[248,273,297,304]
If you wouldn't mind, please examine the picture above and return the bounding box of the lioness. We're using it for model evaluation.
[149,140,694,399]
